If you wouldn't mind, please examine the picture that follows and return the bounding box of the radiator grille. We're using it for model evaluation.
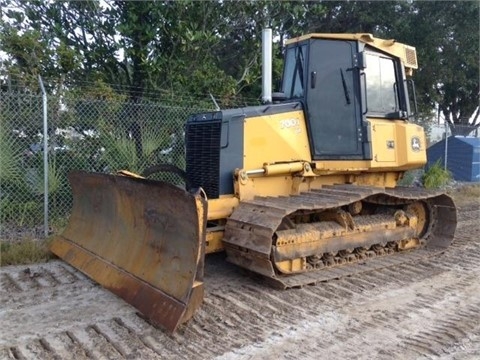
[185,118,222,198]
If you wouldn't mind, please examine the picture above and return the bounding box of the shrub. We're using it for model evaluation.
[422,160,452,189]
[398,170,422,187]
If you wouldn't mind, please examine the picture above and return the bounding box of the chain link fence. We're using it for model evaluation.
[428,123,480,168]
[429,123,480,146]
[0,90,213,240]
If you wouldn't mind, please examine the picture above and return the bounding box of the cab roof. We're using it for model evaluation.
[286,33,418,71]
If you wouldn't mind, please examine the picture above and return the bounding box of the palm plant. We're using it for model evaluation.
[0,126,24,185]
[100,125,177,175]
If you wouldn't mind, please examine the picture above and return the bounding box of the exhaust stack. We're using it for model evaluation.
[262,28,272,103]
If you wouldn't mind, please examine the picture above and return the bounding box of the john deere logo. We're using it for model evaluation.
[411,136,421,152]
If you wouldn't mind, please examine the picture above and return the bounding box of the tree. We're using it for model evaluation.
[1,0,478,135]
[405,1,479,135]
[306,1,479,134]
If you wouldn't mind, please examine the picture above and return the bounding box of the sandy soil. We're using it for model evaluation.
[0,202,479,359]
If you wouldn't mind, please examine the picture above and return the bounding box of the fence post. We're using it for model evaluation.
[444,121,448,171]
[38,76,49,237]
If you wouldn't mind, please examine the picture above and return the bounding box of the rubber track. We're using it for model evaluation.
[224,184,457,288]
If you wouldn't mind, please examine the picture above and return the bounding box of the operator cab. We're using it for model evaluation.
[280,34,417,161]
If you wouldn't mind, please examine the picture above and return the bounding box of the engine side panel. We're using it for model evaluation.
[243,109,311,169]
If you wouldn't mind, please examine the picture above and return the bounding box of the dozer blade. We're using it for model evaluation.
[50,171,207,333]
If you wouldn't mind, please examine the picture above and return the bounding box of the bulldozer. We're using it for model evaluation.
[50,32,457,333]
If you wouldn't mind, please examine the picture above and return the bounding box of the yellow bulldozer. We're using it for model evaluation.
[50,33,457,333]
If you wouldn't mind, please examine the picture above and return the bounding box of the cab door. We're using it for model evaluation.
[306,39,365,160]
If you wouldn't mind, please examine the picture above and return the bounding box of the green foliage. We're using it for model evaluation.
[0,124,42,226]
[98,117,183,175]
[0,0,328,102]
[0,149,64,227]
[24,157,64,196]
[2,0,476,131]
[0,199,43,227]
[397,2,479,133]
[1,112,73,226]
[302,1,479,132]
[0,125,23,184]
[100,131,149,174]
[397,170,418,187]
[422,160,452,189]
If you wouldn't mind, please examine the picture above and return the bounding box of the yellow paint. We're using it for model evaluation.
[275,258,306,274]
[206,229,224,254]
[207,196,239,220]
[264,162,305,176]
[117,170,145,178]
[236,115,427,200]
[367,118,426,169]
[243,110,311,169]
[235,171,402,201]
[371,123,396,162]
[395,121,427,167]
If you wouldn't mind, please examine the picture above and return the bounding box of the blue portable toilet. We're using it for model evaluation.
[427,136,480,182]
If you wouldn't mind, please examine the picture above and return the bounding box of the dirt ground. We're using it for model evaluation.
[1,196,479,359]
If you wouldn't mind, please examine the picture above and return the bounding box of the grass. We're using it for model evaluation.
[0,215,68,267]
[0,238,54,266]
[448,184,480,207]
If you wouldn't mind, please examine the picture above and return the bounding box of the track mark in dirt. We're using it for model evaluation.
[124,313,198,359]
[218,266,480,359]
[396,301,480,358]
[53,264,84,283]
[0,262,82,295]
[0,274,135,348]
[35,271,59,287]
[37,338,63,360]
[0,347,20,360]
[184,306,247,354]
[17,269,44,290]
[178,319,224,357]
[89,318,161,359]
[86,324,125,359]
[207,289,286,341]
[0,273,22,293]
[338,275,377,292]
[110,318,162,358]
[0,270,39,292]
[12,340,57,360]
[51,331,94,360]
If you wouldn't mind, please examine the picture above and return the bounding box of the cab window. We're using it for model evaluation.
[282,45,307,99]
[365,52,399,115]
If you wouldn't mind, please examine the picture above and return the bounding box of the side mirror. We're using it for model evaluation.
[406,79,418,119]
